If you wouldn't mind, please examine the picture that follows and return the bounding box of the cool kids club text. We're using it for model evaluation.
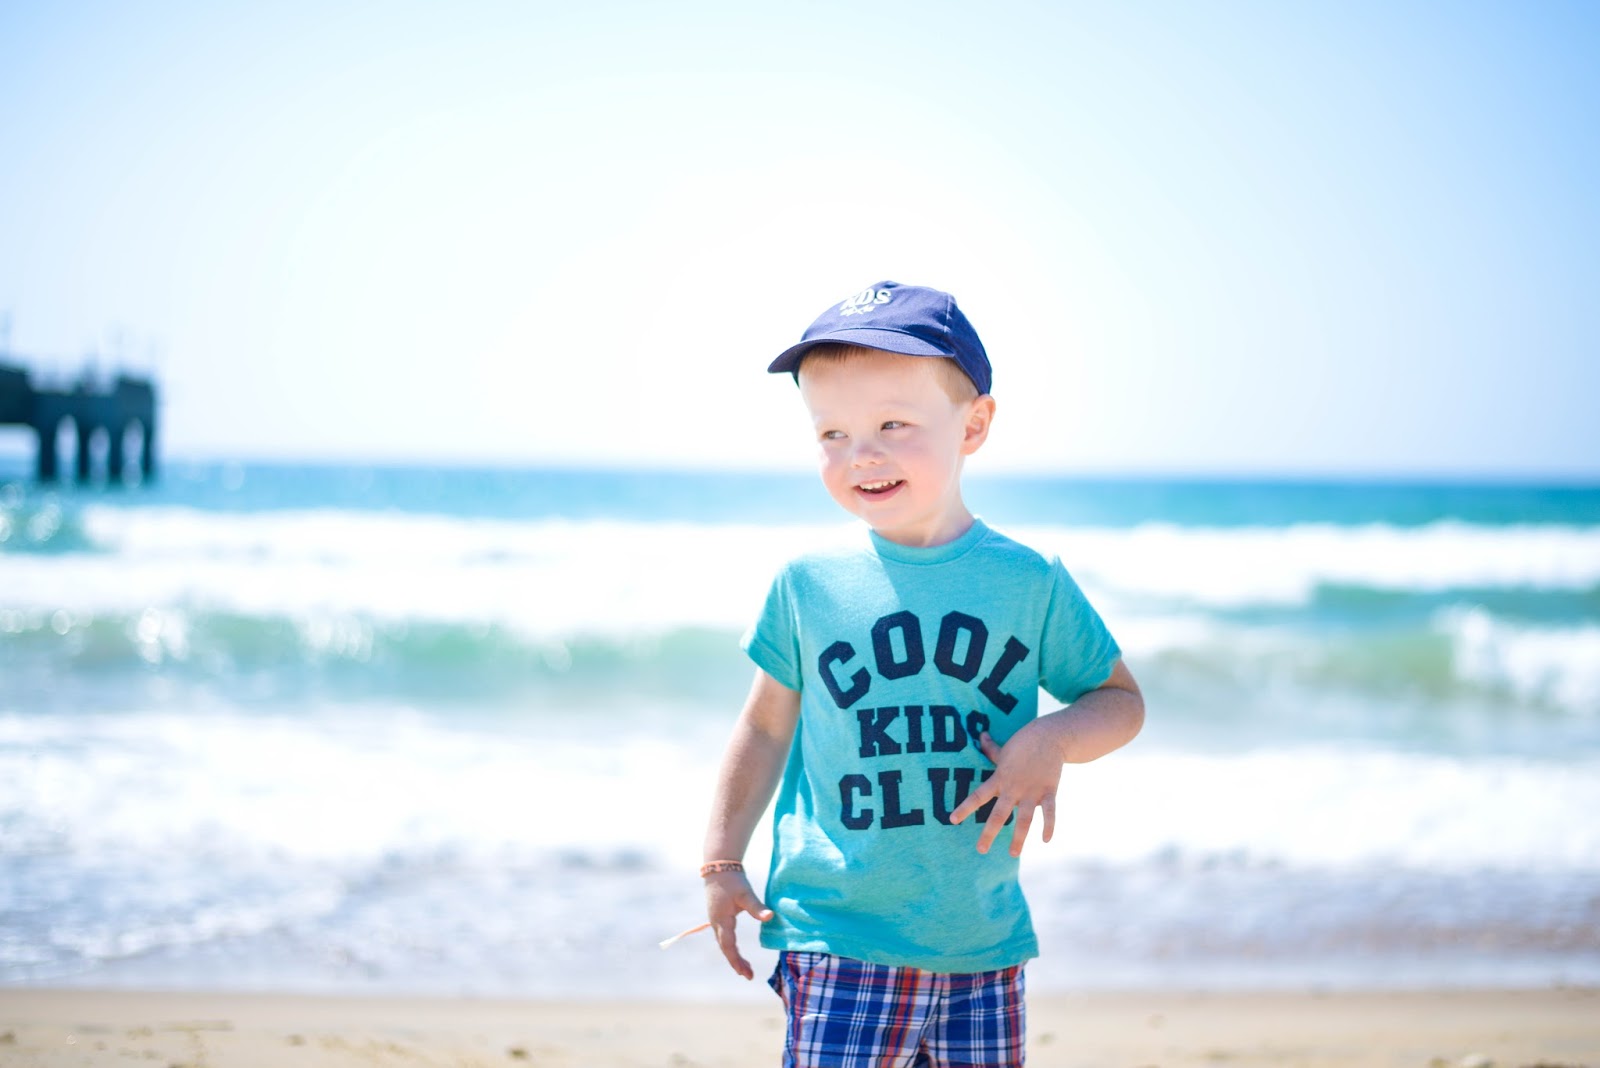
[815,608,1030,833]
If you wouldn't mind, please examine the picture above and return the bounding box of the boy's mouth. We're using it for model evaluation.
[856,479,904,496]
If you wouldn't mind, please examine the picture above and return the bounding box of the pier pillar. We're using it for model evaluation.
[107,421,127,485]
[75,420,93,484]
[36,419,59,483]
[141,419,157,481]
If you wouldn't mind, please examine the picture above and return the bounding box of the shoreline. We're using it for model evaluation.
[2,986,1597,1067]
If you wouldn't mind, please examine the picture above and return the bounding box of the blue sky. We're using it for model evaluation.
[2,1,1596,475]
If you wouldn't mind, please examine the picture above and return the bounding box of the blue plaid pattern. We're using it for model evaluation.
[769,951,1026,1067]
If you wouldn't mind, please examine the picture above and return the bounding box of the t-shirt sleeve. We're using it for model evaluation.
[741,566,802,690]
[1038,559,1121,704]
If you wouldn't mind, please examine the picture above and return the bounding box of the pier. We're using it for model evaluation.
[0,360,158,484]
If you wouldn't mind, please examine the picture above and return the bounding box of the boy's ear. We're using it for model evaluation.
[961,395,996,456]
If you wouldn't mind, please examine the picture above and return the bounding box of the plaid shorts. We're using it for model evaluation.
[768,951,1026,1068]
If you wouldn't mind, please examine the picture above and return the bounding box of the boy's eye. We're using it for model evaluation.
[882,420,906,431]
[820,429,845,441]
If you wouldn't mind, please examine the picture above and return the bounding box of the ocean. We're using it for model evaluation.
[2,460,1597,999]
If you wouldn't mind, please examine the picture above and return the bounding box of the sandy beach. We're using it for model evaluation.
[0,987,1595,1068]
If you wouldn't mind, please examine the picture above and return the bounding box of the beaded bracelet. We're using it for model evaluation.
[699,860,745,878]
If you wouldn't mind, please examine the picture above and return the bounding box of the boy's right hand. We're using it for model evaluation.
[704,870,774,980]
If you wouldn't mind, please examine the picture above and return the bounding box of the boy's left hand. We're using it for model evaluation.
[948,723,1064,857]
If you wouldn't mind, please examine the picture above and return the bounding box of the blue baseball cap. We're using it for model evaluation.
[768,281,992,396]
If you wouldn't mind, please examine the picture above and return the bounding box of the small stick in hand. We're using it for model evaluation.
[658,922,712,950]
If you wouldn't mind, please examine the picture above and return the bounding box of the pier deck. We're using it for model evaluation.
[0,361,159,483]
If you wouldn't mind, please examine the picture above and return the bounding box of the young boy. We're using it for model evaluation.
[703,281,1144,1068]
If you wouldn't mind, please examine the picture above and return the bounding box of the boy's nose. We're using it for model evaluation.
[850,439,886,466]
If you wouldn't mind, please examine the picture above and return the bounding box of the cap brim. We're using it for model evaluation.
[767,328,949,374]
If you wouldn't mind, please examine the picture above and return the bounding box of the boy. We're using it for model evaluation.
[703,281,1144,1068]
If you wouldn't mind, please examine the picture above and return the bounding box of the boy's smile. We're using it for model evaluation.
[797,350,994,548]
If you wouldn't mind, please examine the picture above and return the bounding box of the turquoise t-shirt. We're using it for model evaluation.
[741,519,1121,973]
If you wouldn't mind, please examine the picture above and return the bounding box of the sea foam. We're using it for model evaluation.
[3,708,1595,876]
[5,508,1599,716]
[4,508,1594,623]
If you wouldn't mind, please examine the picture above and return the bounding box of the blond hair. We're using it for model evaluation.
[796,343,979,404]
